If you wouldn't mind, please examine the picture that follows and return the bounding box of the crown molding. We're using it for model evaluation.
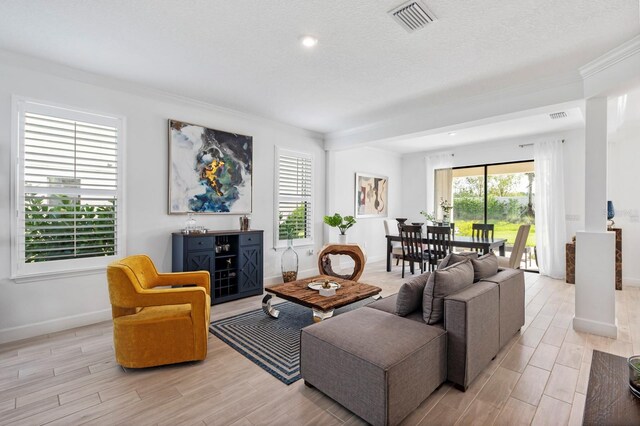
[0,48,324,141]
[580,35,640,79]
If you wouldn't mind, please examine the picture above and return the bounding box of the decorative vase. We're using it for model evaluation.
[607,201,615,228]
[338,234,347,244]
[442,211,450,226]
[395,218,408,232]
[281,239,298,282]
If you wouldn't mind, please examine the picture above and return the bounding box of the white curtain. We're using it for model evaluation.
[434,169,453,219]
[426,153,454,218]
[534,140,566,279]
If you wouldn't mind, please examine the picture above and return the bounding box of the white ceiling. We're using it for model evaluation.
[368,105,585,153]
[0,0,638,135]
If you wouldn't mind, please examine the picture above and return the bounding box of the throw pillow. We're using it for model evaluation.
[470,252,499,282]
[438,251,479,270]
[395,272,431,316]
[423,259,475,324]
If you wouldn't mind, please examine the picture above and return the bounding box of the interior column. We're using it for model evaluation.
[573,97,617,338]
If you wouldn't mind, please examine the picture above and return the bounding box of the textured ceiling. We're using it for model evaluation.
[0,0,638,134]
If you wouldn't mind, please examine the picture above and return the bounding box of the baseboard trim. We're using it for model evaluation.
[572,316,618,338]
[623,277,640,287]
[0,309,112,345]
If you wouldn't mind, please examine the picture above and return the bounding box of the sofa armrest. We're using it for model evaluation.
[444,282,500,390]
[154,271,211,295]
[480,269,525,347]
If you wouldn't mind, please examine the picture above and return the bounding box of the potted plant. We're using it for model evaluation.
[323,213,356,244]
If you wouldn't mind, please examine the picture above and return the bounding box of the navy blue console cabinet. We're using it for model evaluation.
[172,230,264,305]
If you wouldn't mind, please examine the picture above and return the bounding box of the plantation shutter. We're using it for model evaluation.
[275,148,313,245]
[14,100,123,277]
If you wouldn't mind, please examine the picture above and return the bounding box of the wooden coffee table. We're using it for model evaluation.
[583,350,640,425]
[263,275,382,322]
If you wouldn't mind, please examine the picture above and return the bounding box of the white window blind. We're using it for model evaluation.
[274,147,313,247]
[13,99,124,278]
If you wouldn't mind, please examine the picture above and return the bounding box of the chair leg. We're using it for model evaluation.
[401,259,405,278]
[396,257,400,266]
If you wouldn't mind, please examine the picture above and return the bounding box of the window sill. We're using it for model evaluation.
[273,241,315,251]
[12,266,106,284]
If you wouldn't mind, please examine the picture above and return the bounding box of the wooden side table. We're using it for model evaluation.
[566,242,575,284]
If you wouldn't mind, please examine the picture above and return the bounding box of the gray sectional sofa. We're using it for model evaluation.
[300,254,525,426]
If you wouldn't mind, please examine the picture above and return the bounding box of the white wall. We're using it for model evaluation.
[608,89,640,286]
[400,129,586,244]
[326,147,403,263]
[0,57,325,343]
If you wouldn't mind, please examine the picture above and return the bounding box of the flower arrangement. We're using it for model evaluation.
[440,198,453,214]
[419,210,436,223]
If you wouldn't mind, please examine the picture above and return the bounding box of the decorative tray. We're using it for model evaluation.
[308,281,341,291]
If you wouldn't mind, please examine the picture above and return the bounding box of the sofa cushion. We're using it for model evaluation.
[367,294,427,324]
[366,294,397,314]
[395,272,431,316]
[438,252,479,269]
[470,252,499,282]
[423,259,475,325]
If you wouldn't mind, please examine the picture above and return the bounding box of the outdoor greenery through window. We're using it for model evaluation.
[14,100,122,277]
[275,148,312,245]
[451,161,536,251]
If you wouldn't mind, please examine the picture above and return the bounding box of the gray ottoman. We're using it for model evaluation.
[300,307,447,426]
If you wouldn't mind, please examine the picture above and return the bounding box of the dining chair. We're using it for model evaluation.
[471,223,494,252]
[384,219,404,266]
[399,225,427,278]
[497,224,531,269]
[426,225,452,271]
[472,223,494,239]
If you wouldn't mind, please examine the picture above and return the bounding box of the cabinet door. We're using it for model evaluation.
[186,252,214,274]
[238,245,262,294]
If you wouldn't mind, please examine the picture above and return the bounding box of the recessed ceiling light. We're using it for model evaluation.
[300,35,318,48]
[448,132,457,136]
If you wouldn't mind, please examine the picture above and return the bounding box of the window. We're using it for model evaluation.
[12,98,124,278]
[274,147,313,248]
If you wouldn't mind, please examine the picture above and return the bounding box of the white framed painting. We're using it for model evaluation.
[355,173,388,218]
[169,119,253,214]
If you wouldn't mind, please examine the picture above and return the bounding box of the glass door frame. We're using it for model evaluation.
[452,159,537,272]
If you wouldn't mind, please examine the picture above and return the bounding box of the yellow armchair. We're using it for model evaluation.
[107,254,211,368]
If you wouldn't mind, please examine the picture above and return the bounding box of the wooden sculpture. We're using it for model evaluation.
[317,244,366,282]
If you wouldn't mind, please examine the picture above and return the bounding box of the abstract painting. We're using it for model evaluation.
[169,120,252,214]
[355,173,388,218]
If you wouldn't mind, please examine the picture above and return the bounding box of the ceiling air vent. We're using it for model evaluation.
[549,112,568,120]
[389,1,437,33]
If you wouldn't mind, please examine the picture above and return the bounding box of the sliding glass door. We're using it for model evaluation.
[451,160,537,270]
[451,166,485,235]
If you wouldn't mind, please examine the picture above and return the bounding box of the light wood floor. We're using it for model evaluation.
[0,261,638,425]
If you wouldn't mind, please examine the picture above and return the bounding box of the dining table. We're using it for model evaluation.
[385,234,507,272]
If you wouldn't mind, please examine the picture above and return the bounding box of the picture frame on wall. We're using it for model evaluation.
[355,172,388,218]
[168,119,253,214]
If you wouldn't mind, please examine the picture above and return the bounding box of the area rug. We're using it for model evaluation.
[209,298,375,384]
